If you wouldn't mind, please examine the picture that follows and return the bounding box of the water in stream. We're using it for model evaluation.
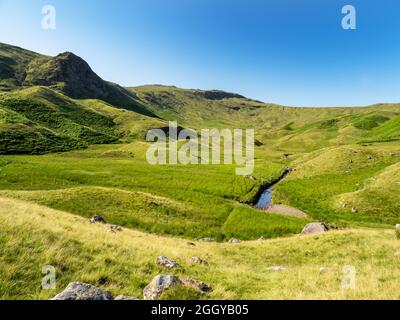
[254,185,274,210]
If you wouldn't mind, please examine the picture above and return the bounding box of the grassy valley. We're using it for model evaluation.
[0,42,400,300]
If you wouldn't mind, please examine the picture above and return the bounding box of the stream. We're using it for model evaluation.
[254,169,291,210]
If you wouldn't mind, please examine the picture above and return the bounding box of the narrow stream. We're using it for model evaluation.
[254,168,291,210]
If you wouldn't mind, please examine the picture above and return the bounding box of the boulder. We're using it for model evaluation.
[300,222,329,235]
[114,295,139,300]
[51,282,113,300]
[143,275,182,300]
[228,238,241,244]
[156,256,179,269]
[181,278,212,293]
[107,224,122,233]
[188,257,209,266]
[90,215,107,224]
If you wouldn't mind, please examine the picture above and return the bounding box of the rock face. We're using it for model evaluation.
[90,215,107,224]
[143,275,182,300]
[51,282,113,300]
[156,256,179,269]
[300,222,329,235]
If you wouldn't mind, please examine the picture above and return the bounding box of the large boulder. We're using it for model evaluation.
[143,275,182,300]
[156,256,179,269]
[300,222,329,235]
[51,282,113,300]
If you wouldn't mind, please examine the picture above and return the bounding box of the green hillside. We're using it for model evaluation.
[0,43,400,300]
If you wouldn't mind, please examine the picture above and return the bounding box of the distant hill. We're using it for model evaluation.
[0,43,153,117]
[1,42,400,155]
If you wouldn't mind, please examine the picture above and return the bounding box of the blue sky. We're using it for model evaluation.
[0,0,400,106]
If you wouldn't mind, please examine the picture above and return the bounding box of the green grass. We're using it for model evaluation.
[0,143,297,240]
[1,196,400,300]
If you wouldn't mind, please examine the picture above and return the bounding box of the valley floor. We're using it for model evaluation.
[1,196,400,300]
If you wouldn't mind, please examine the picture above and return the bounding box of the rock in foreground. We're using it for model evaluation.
[157,256,179,269]
[301,222,329,235]
[143,275,182,300]
[51,282,113,300]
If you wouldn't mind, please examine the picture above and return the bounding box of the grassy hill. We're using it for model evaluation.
[0,43,400,300]
[1,196,399,300]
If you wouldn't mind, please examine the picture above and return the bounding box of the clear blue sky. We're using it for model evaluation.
[1,0,400,106]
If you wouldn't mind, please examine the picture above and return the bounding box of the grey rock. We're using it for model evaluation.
[156,256,179,269]
[51,282,112,300]
[107,224,122,233]
[114,295,139,300]
[90,215,107,224]
[181,278,212,293]
[228,238,241,244]
[143,275,182,300]
[188,257,209,266]
[300,222,329,235]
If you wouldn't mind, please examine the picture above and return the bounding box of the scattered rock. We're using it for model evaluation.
[352,208,358,213]
[51,282,113,300]
[188,257,209,266]
[90,215,107,224]
[157,256,179,269]
[181,278,212,293]
[228,238,241,244]
[143,275,182,300]
[268,266,287,271]
[198,237,216,242]
[107,224,122,233]
[114,295,139,300]
[300,222,329,235]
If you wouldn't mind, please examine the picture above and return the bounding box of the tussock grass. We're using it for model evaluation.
[1,196,400,300]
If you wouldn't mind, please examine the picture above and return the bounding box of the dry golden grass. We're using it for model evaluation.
[1,196,400,300]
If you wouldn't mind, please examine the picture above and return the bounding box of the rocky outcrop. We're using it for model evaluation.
[156,256,179,269]
[90,215,107,224]
[51,282,113,300]
[300,222,329,235]
[143,275,182,300]
[143,275,212,300]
